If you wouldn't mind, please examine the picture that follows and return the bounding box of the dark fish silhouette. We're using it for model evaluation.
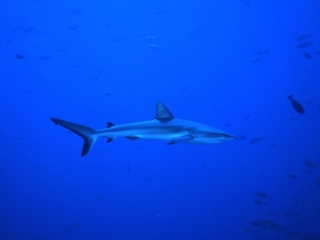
[250,137,263,144]
[154,9,166,15]
[297,42,313,48]
[287,174,299,180]
[303,53,313,59]
[254,49,269,55]
[296,33,311,41]
[252,57,263,63]
[316,177,320,187]
[22,27,35,34]
[10,25,24,32]
[303,159,318,170]
[305,99,315,104]
[15,54,24,59]
[255,191,268,199]
[282,211,299,218]
[253,199,266,205]
[251,220,286,233]
[287,95,305,114]
[64,224,81,233]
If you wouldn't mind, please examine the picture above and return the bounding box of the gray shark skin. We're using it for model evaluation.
[50,102,234,156]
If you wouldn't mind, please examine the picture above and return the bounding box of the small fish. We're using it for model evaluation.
[286,232,305,239]
[282,211,299,217]
[15,54,24,59]
[202,162,207,169]
[287,159,293,168]
[303,159,318,170]
[238,227,257,234]
[147,44,161,50]
[127,163,133,173]
[223,122,232,127]
[310,187,318,196]
[154,9,166,15]
[57,46,69,52]
[255,49,269,55]
[303,53,314,59]
[253,199,266,206]
[64,224,81,233]
[289,198,306,206]
[197,26,209,32]
[22,27,35,34]
[287,95,305,114]
[10,25,24,32]
[287,174,299,180]
[111,37,126,42]
[251,220,285,233]
[315,177,320,187]
[69,26,79,30]
[255,191,268,199]
[305,100,315,104]
[96,196,103,201]
[260,210,276,218]
[144,35,158,41]
[252,57,263,63]
[250,137,263,144]
[296,33,311,41]
[297,42,313,48]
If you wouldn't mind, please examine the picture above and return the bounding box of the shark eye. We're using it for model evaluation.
[189,130,198,137]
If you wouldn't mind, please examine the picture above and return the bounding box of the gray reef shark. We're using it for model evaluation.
[50,102,234,156]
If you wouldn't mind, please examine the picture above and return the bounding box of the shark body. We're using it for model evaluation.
[51,102,234,156]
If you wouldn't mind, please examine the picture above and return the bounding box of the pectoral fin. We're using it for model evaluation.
[167,135,193,145]
[126,136,140,140]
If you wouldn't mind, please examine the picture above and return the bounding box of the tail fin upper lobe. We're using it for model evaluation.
[50,118,98,156]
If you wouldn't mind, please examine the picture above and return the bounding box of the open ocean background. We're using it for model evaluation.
[1,0,320,239]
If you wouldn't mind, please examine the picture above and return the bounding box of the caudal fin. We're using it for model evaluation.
[50,118,98,156]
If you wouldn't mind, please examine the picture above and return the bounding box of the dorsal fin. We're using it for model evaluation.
[154,102,174,121]
[107,122,115,128]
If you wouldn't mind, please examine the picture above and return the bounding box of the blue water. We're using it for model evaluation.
[1,0,320,239]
